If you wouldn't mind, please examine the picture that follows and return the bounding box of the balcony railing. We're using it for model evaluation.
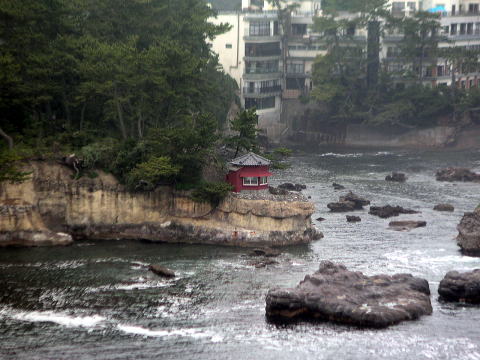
[243,85,282,94]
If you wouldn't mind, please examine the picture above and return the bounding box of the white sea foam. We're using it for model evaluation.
[318,152,363,158]
[117,324,221,342]
[5,309,105,328]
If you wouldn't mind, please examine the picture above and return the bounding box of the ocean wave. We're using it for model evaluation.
[117,324,223,342]
[0,308,105,328]
[318,152,364,158]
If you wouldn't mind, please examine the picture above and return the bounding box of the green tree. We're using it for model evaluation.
[227,109,259,157]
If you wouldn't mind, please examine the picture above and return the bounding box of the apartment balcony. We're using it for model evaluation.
[243,85,282,97]
[446,33,480,41]
[243,72,282,80]
[244,53,281,61]
[244,35,282,42]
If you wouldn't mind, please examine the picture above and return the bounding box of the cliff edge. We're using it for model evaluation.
[0,161,322,247]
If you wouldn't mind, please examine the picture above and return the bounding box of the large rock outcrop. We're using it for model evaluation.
[265,261,432,328]
[436,168,480,182]
[438,269,480,303]
[0,161,322,247]
[457,208,480,255]
[327,192,370,212]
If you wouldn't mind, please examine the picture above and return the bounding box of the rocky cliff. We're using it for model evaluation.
[0,162,321,247]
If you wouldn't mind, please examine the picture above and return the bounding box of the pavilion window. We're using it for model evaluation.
[243,177,259,186]
[260,176,268,185]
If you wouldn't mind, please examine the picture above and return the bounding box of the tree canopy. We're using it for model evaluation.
[0,0,238,189]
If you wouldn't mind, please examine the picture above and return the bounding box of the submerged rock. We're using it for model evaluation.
[316,217,326,222]
[369,205,419,219]
[332,183,345,190]
[278,183,307,192]
[339,191,371,209]
[457,208,480,255]
[434,203,455,212]
[436,168,480,182]
[327,200,356,212]
[346,215,361,223]
[149,265,175,278]
[249,247,281,257]
[389,220,426,231]
[249,258,279,268]
[0,230,73,247]
[438,269,480,303]
[385,172,407,182]
[265,261,432,328]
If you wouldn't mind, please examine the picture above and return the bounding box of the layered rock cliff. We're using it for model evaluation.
[0,161,321,247]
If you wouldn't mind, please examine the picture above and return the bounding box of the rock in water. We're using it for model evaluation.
[265,261,432,328]
[327,201,356,212]
[457,208,480,255]
[149,265,175,278]
[369,205,419,218]
[438,269,480,303]
[332,183,345,190]
[436,168,480,182]
[385,172,407,182]
[346,215,361,222]
[278,183,306,192]
[268,186,289,196]
[249,247,281,257]
[433,204,455,212]
[389,220,426,231]
[339,191,370,209]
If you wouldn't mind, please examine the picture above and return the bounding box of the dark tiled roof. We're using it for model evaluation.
[230,152,271,166]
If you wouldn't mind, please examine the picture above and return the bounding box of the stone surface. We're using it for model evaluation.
[369,205,419,218]
[0,230,73,247]
[149,265,175,278]
[438,269,480,303]
[278,183,307,192]
[339,192,371,210]
[436,168,480,182]
[389,220,426,231]
[327,201,356,212]
[0,161,322,247]
[265,261,432,328]
[433,204,455,212]
[332,183,345,190]
[268,186,289,196]
[457,208,480,255]
[385,172,407,182]
[249,247,281,257]
[346,215,361,223]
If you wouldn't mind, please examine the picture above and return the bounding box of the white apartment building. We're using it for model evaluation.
[210,0,480,139]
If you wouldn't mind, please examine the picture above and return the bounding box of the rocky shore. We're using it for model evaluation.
[265,261,432,328]
[457,207,480,255]
[0,161,322,247]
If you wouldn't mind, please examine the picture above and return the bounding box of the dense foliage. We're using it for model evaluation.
[311,0,480,128]
[0,0,238,188]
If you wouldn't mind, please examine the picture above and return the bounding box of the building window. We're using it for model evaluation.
[407,2,416,11]
[245,42,281,57]
[260,176,268,185]
[292,24,307,36]
[451,24,457,35]
[460,23,466,35]
[245,96,276,110]
[467,23,474,35]
[249,21,270,36]
[245,60,279,74]
[287,62,305,74]
[286,77,305,90]
[225,43,232,49]
[243,177,258,186]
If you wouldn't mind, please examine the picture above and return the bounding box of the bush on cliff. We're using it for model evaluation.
[0,149,31,183]
[191,181,233,206]
[126,156,181,191]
